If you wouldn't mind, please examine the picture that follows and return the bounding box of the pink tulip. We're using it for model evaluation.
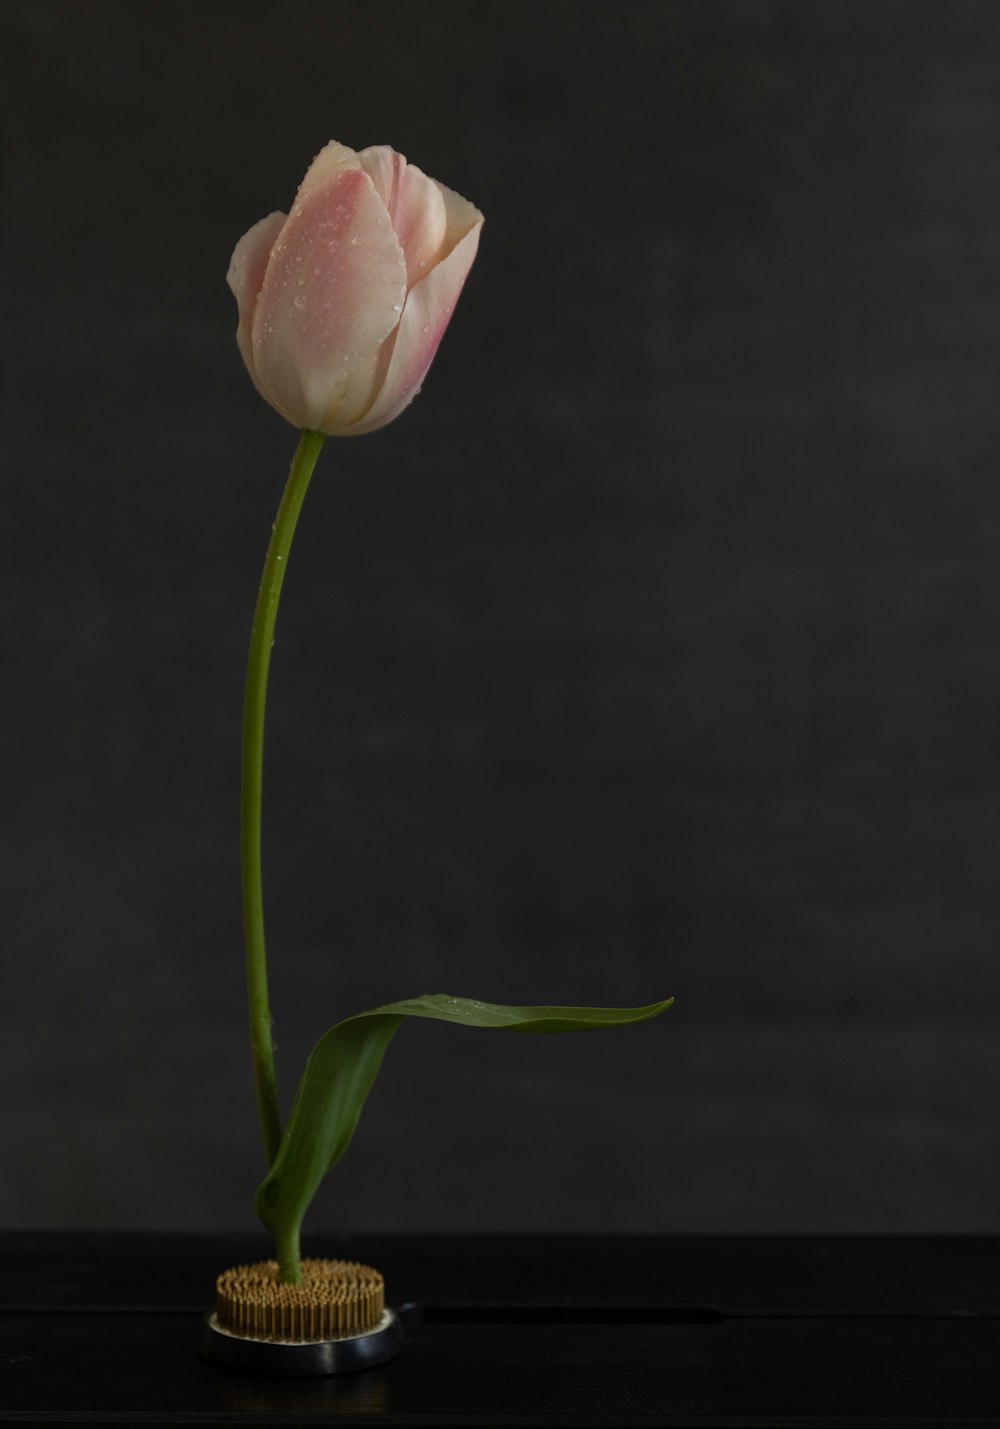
[227,140,483,436]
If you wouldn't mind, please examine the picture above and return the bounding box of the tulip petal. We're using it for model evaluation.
[342,215,483,436]
[295,139,362,200]
[226,210,287,392]
[251,167,408,432]
[435,178,484,259]
[357,146,448,286]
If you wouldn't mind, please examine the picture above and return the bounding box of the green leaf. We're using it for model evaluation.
[256,993,671,1253]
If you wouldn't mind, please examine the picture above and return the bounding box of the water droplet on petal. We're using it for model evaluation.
[293,294,306,309]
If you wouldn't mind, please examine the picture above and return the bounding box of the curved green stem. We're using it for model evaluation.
[274,1224,302,1285]
[242,428,326,1169]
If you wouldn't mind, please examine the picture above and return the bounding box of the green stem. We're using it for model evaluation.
[242,429,326,1172]
[275,1220,303,1285]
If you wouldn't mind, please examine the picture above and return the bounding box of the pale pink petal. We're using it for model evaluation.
[341,216,483,436]
[251,168,407,432]
[434,178,483,258]
[357,146,447,286]
[226,210,287,389]
[355,145,402,210]
[294,139,361,203]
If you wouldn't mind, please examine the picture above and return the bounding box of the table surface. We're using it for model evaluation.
[2,1231,998,1426]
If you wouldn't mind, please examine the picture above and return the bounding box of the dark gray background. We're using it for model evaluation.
[3,0,999,1235]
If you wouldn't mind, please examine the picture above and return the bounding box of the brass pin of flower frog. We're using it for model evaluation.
[201,139,671,1376]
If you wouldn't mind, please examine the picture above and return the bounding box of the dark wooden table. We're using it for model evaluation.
[1,1232,998,1426]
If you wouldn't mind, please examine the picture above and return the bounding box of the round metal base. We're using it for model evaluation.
[200,1307,402,1377]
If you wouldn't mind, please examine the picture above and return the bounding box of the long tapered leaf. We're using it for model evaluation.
[256,993,671,1248]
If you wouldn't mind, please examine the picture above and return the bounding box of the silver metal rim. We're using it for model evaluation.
[200,1306,402,1377]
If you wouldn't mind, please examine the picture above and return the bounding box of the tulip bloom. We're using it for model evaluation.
[227,140,483,435]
